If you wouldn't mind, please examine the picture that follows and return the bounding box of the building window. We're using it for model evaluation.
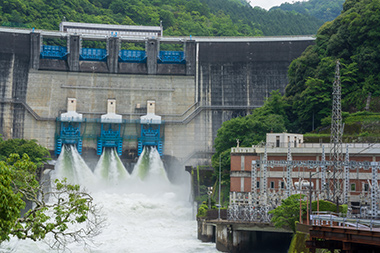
[270,181,275,189]
[257,181,260,188]
[351,183,356,192]
[364,183,369,192]
[276,136,280,147]
[281,181,285,189]
[294,137,297,147]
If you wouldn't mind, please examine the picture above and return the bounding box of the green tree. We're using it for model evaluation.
[0,160,25,242]
[0,0,323,36]
[270,194,347,232]
[269,194,306,232]
[285,0,380,132]
[0,153,104,249]
[0,138,50,167]
[272,0,345,22]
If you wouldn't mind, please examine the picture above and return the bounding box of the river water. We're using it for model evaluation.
[0,146,217,253]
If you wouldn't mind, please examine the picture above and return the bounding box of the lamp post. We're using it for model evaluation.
[207,187,213,209]
[308,170,321,225]
[218,153,221,220]
[309,171,313,225]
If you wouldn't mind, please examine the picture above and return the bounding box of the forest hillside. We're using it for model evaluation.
[0,0,322,36]
[271,0,345,22]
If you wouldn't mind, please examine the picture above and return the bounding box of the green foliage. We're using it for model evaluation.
[270,194,346,232]
[0,0,322,36]
[285,0,380,133]
[0,139,50,167]
[12,178,99,244]
[311,199,345,213]
[197,203,208,218]
[288,232,310,253]
[0,153,103,249]
[202,0,323,35]
[269,194,306,232]
[272,0,345,22]
[0,161,25,242]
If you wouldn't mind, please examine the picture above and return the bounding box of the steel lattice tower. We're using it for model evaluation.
[329,60,344,204]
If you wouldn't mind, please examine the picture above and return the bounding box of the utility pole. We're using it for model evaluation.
[329,60,344,211]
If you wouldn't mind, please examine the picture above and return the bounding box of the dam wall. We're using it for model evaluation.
[0,28,314,166]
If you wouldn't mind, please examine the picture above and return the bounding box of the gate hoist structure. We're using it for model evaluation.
[138,100,163,156]
[55,98,83,155]
[97,99,123,155]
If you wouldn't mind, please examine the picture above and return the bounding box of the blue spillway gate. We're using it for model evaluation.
[55,121,83,156]
[80,48,107,61]
[97,123,123,155]
[138,123,163,156]
[158,51,186,64]
[40,45,68,60]
[119,50,146,63]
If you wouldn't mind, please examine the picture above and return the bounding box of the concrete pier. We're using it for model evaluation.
[198,219,293,252]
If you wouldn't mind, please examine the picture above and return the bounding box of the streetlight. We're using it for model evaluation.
[308,170,321,225]
[207,187,213,209]
[217,153,222,220]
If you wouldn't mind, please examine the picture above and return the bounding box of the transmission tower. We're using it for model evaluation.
[329,60,344,204]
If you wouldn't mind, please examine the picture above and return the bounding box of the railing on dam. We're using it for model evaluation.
[119,50,146,63]
[40,45,68,60]
[80,48,107,61]
[158,51,185,64]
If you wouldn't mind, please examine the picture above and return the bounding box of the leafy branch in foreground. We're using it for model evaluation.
[13,177,106,251]
[0,153,106,251]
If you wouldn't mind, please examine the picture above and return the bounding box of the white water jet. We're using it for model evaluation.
[94,148,130,186]
[53,145,96,187]
[0,146,217,253]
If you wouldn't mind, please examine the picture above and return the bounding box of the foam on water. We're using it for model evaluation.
[0,146,217,253]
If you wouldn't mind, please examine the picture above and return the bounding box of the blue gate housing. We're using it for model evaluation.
[138,111,163,156]
[97,123,123,156]
[55,119,83,156]
[80,48,107,61]
[40,45,68,60]
[119,50,146,63]
[158,51,185,64]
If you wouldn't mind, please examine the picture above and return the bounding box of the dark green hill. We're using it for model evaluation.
[271,0,345,22]
[285,0,380,133]
[0,0,322,36]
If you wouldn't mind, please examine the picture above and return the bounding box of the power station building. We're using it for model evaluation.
[230,133,380,208]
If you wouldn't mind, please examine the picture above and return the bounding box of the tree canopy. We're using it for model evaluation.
[285,0,380,133]
[0,0,322,36]
[269,194,346,232]
[0,138,50,167]
[272,0,345,22]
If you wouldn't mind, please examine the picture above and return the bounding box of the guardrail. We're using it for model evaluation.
[311,211,380,231]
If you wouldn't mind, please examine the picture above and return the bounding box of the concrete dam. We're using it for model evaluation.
[0,26,314,170]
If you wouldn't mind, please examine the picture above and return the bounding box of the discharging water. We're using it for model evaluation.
[0,146,217,253]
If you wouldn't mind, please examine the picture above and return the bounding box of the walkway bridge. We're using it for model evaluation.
[298,213,380,252]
